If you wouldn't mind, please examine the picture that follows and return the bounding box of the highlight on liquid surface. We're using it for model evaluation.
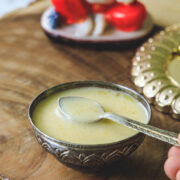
[32,87,148,145]
[59,96,105,123]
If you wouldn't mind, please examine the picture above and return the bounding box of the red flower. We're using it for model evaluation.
[105,2,147,32]
[51,0,90,24]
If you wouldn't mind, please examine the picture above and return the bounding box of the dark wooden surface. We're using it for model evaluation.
[0,2,179,180]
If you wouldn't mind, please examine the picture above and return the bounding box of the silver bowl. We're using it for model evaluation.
[28,81,151,172]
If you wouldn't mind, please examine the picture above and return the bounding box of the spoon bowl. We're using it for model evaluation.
[59,96,105,123]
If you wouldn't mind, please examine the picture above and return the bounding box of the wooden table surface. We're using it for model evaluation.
[0,1,179,180]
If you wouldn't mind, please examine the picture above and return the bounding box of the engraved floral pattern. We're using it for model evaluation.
[35,133,143,169]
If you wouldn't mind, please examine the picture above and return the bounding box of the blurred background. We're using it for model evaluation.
[0,0,35,17]
[1,0,180,27]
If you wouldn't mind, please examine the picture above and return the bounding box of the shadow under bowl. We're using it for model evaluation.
[28,81,151,172]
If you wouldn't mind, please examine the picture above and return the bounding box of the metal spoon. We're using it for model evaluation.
[59,96,179,146]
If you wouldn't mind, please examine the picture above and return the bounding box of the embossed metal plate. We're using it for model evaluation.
[131,24,180,119]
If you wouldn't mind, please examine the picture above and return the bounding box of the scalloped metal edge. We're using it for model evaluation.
[131,24,180,119]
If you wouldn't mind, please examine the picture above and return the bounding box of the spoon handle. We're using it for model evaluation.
[104,113,179,146]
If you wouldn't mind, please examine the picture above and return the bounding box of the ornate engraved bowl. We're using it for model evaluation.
[131,24,180,119]
[28,81,151,172]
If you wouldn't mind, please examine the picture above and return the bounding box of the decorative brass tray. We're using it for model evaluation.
[131,24,180,119]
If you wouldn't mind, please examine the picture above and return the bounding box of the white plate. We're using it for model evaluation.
[41,7,154,44]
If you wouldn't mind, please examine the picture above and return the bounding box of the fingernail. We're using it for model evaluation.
[178,134,180,145]
[176,170,180,180]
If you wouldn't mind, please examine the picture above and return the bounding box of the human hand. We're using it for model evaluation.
[164,134,180,180]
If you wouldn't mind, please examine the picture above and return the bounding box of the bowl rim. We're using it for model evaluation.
[28,80,152,149]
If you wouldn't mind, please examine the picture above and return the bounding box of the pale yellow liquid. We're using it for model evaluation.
[33,87,148,145]
[59,96,105,123]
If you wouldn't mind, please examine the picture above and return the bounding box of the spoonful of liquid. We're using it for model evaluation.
[59,96,179,146]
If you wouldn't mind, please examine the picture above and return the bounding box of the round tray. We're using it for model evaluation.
[131,24,180,119]
[41,7,154,45]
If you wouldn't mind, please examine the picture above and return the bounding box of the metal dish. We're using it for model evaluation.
[28,81,151,172]
[131,24,180,119]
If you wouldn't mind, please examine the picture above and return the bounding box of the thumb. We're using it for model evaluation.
[176,170,180,180]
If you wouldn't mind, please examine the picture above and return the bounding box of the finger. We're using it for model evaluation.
[164,156,180,180]
[177,171,180,180]
[168,146,180,158]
